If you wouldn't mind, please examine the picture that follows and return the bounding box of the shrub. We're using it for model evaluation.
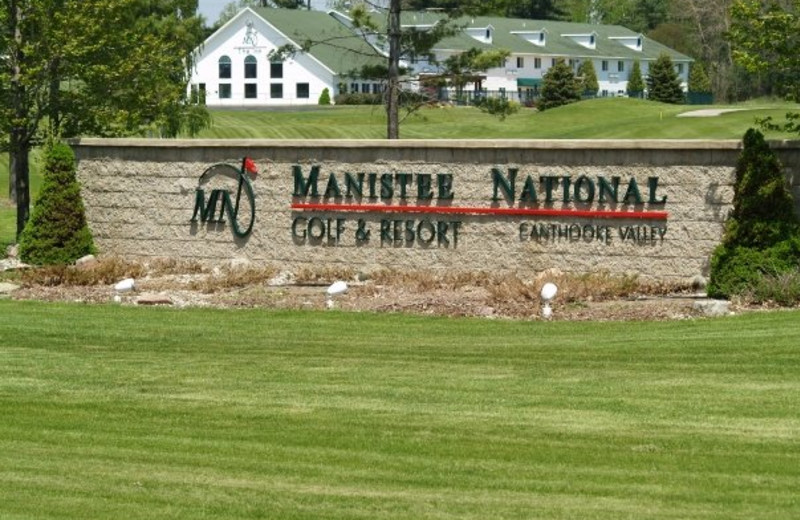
[333,92,382,105]
[319,88,331,105]
[18,142,95,265]
[708,129,800,300]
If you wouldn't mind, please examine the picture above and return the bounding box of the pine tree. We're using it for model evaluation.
[578,60,598,96]
[18,143,95,265]
[688,62,711,93]
[626,60,645,98]
[539,59,581,111]
[646,54,684,104]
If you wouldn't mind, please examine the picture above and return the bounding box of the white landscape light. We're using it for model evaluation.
[325,280,348,309]
[114,278,135,293]
[540,282,558,319]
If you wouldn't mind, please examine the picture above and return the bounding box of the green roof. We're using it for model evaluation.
[253,8,385,76]
[383,12,692,63]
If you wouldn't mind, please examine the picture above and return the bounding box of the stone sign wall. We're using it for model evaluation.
[72,139,800,283]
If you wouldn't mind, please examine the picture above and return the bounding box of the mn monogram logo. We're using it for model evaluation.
[191,157,258,239]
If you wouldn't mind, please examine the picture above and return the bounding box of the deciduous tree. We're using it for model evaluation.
[0,0,206,237]
[729,0,800,133]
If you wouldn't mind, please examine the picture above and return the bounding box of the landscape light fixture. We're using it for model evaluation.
[540,282,557,319]
[325,280,348,309]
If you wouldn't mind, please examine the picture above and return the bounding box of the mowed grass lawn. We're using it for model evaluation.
[1,300,799,519]
[196,98,800,140]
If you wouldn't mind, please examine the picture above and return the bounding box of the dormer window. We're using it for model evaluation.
[610,34,644,51]
[466,25,493,44]
[511,29,547,47]
[562,32,597,50]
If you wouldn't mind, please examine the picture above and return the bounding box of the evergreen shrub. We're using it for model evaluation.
[18,143,95,265]
[708,129,800,301]
[319,88,331,105]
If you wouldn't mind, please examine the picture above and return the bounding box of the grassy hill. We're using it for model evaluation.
[194,98,800,140]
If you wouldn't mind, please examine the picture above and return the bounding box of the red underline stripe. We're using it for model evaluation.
[291,203,668,221]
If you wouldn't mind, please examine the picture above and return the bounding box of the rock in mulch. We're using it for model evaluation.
[136,293,173,306]
[0,282,20,295]
[693,299,731,317]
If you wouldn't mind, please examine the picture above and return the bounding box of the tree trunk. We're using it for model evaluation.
[386,0,401,140]
[11,130,30,240]
[9,0,31,238]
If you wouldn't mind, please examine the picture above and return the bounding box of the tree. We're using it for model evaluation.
[688,62,711,93]
[708,129,800,298]
[646,53,684,103]
[729,0,800,133]
[0,0,206,238]
[578,60,598,96]
[539,59,581,111]
[18,142,95,265]
[344,0,514,138]
[627,60,645,97]
[669,0,738,101]
[506,0,567,20]
[441,47,510,100]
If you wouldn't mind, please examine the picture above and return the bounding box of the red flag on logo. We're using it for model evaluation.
[243,157,258,176]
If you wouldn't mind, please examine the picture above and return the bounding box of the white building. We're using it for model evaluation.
[189,7,384,106]
[190,8,692,107]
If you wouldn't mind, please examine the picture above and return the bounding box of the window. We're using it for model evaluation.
[485,28,490,39]
[676,63,684,74]
[218,56,231,79]
[198,83,206,104]
[296,83,310,99]
[551,58,557,67]
[270,61,283,79]
[244,55,257,79]
[637,37,642,48]
[362,83,370,93]
[219,83,231,99]
[601,60,608,72]
[534,57,541,69]
[618,60,625,72]
[245,83,257,99]
[372,83,381,94]
[270,83,283,98]
[590,34,595,45]
[350,82,358,93]
[516,57,524,68]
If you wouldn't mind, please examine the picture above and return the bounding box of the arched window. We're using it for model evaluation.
[244,55,257,79]
[219,56,232,79]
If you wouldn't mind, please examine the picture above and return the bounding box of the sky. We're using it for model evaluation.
[198,0,229,26]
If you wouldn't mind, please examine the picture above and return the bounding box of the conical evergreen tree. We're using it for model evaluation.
[18,143,95,265]
[626,60,645,98]
[646,54,684,104]
[539,59,581,111]
[578,60,598,96]
[707,129,800,298]
[688,62,711,93]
